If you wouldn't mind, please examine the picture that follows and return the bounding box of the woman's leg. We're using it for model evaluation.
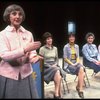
[84,59,100,73]
[54,70,62,97]
[77,67,85,92]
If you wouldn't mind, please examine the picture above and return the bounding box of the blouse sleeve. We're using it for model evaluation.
[82,45,97,62]
[39,47,44,56]
[98,45,100,53]
[97,45,100,61]
[0,34,25,62]
[76,45,80,63]
[28,32,37,60]
[63,45,73,65]
[55,47,59,65]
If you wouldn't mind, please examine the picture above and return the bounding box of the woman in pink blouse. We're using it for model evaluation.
[0,4,42,99]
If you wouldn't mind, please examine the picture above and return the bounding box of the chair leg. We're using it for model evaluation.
[84,69,90,87]
[84,79,86,87]
[91,71,96,77]
[74,76,77,82]
[85,72,90,87]
[64,78,70,93]
[61,78,66,94]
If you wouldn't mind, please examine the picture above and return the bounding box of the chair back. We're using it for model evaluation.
[32,60,43,98]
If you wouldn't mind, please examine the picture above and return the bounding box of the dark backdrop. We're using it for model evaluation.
[0,1,100,57]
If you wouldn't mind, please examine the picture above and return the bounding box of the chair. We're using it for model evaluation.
[62,57,90,93]
[42,59,69,96]
[61,58,77,93]
[73,57,90,87]
[58,65,70,94]
[74,65,90,87]
[32,60,43,98]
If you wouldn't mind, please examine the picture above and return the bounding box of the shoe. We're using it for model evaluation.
[76,86,84,99]
[54,94,60,99]
[78,91,84,99]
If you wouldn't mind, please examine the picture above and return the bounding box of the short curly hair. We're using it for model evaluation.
[42,32,53,44]
[3,4,25,24]
[85,32,95,40]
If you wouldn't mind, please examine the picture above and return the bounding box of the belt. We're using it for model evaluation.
[71,59,76,60]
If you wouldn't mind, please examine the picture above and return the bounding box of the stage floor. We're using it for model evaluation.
[44,58,100,99]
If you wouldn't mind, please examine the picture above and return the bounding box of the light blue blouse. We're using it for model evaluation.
[82,43,100,62]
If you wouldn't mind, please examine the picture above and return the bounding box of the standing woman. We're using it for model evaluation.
[0,4,42,99]
[82,32,100,73]
[39,32,62,99]
[63,33,85,99]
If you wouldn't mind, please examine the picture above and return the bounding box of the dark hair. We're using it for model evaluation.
[68,32,75,38]
[85,32,95,40]
[3,4,25,24]
[42,32,53,44]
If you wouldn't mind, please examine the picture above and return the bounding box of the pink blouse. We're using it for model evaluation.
[0,25,37,80]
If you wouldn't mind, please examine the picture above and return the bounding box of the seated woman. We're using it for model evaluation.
[63,33,85,99]
[82,32,100,73]
[98,44,100,58]
[39,32,62,99]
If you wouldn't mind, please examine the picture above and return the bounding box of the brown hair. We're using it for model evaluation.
[42,32,53,44]
[68,32,75,38]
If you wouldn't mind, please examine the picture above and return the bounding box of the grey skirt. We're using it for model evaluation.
[0,74,39,99]
[66,60,83,75]
[44,62,61,84]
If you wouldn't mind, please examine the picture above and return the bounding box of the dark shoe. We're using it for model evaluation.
[76,87,84,99]
[54,95,60,99]
[78,91,84,99]
[59,96,63,99]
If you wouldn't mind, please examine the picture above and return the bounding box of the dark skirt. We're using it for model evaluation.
[83,58,100,73]
[65,60,83,75]
[44,63,61,84]
[0,74,39,99]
